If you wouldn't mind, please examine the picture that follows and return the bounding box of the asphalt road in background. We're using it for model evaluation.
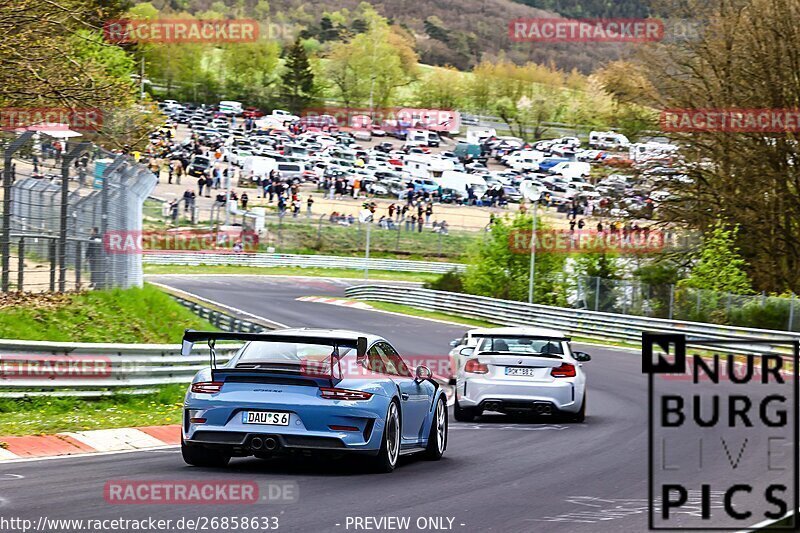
[0,275,787,532]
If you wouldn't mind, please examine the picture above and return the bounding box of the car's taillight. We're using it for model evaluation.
[465,359,489,374]
[191,381,223,394]
[551,363,576,378]
[319,387,373,400]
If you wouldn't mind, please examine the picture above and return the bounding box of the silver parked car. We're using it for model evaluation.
[449,327,590,422]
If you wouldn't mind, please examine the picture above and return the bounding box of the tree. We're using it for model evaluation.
[325,19,417,108]
[679,222,753,294]
[280,38,317,114]
[640,0,800,293]
[462,213,566,304]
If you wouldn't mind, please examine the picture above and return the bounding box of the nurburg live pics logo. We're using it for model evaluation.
[642,332,799,530]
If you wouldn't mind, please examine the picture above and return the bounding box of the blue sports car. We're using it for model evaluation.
[180,328,448,472]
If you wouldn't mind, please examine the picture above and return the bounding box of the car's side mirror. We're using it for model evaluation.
[459,347,475,357]
[573,351,591,362]
[415,365,432,383]
[449,338,461,347]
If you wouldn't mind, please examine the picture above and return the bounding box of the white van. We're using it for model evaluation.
[466,127,497,145]
[589,131,630,149]
[629,142,679,162]
[436,170,488,199]
[548,161,591,179]
[219,101,244,116]
[241,156,277,181]
[504,150,547,171]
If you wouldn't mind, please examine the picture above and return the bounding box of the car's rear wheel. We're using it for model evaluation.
[371,401,401,473]
[181,439,231,467]
[567,393,587,423]
[424,397,447,460]
[453,396,478,422]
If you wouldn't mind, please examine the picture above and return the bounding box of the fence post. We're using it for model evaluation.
[437,231,443,257]
[595,276,600,312]
[75,241,82,291]
[58,142,91,292]
[48,239,56,292]
[16,238,24,292]
[668,284,675,320]
[695,290,701,316]
[2,131,34,292]
[789,293,796,331]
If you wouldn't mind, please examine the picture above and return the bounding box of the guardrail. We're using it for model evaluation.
[0,340,241,398]
[143,252,466,274]
[344,285,800,357]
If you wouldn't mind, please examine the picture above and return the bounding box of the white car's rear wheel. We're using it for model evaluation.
[454,395,479,422]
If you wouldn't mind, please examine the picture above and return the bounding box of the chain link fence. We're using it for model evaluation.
[573,276,799,332]
[0,131,156,292]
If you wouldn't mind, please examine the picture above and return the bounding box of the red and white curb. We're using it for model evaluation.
[296,296,374,310]
[0,425,180,461]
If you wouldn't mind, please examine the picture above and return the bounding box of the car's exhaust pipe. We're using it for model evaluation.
[533,403,552,415]
[250,437,263,450]
[263,437,278,451]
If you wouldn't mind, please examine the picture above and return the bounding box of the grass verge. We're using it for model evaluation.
[0,284,216,343]
[0,385,185,436]
[143,264,441,283]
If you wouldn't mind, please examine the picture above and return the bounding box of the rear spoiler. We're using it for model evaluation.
[182,330,368,375]
[471,333,571,342]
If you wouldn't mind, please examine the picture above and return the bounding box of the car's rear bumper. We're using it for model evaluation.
[458,377,581,413]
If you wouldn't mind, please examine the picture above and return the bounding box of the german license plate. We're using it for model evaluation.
[505,367,537,376]
[242,411,290,426]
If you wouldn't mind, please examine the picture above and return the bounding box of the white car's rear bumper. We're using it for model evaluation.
[458,377,581,413]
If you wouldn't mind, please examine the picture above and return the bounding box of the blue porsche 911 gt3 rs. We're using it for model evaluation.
[180,328,448,472]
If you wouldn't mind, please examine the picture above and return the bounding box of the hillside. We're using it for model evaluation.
[144,0,634,72]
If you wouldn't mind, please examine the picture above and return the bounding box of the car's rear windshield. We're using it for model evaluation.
[475,336,564,357]
[237,341,355,365]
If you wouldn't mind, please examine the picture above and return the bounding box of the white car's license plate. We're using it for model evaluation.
[505,367,538,376]
[242,411,290,426]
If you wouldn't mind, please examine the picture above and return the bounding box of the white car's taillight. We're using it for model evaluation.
[465,359,489,374]
[551,363,576,378]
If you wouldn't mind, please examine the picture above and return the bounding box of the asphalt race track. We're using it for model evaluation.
[0,275,788,532]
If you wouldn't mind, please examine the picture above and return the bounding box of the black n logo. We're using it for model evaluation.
[642,332,686,374]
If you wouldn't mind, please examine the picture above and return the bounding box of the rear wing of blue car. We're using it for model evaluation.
[182,330,368,382]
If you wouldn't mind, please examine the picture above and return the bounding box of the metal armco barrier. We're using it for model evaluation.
[0,340,241,398]
[143,253,466,274]
[344,285,800,357]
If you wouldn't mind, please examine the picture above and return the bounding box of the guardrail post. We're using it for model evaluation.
[789,293,796,331]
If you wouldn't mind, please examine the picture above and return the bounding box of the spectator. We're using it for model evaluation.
[307,195,314,217]
[241,192,249,210]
